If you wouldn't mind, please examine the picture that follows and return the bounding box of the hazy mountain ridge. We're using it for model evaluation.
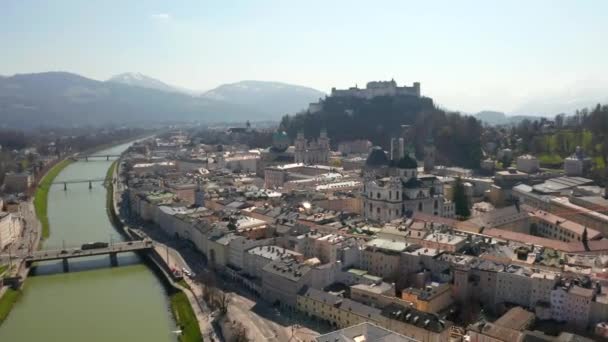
[474,111,542,125]
[202,80,326,117]
[0,72,253,128]
[0,72,326,128]
[107,72,184,94]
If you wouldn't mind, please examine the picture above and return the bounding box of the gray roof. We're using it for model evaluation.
[315,322,419,342]
[262,257,311,282]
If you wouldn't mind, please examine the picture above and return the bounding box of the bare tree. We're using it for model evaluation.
[229,321,249,342]
[207,286,230,313]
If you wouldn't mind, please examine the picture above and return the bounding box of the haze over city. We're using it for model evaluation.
[2,2,608,342]
[2,0,608,114]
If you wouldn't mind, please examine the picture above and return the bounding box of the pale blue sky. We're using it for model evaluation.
[2,0,607,113]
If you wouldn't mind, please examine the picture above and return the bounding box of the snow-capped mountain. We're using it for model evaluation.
[202,80,326,116]
[107,72,186,94]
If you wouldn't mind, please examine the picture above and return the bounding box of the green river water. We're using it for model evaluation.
[0,143,178,342]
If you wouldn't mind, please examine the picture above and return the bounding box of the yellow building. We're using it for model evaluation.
[401,282,453,314]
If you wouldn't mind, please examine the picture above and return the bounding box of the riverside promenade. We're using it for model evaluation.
[111,158,215,340]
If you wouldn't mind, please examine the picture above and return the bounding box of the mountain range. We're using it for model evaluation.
[0,72,325,128]
[473,111,543,126]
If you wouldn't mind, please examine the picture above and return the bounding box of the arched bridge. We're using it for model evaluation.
[23,240,153,272]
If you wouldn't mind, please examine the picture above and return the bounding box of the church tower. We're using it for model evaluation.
[424,137,436,172]
[294,132,307,163]
[318,129,330,164]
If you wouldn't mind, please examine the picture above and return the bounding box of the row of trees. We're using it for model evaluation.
[511,103,608,180]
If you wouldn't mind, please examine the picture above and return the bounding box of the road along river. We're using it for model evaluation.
[0,143,178,342]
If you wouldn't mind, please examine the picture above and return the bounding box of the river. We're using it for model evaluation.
[0,143,178,342]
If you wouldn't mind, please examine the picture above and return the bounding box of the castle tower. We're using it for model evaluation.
[424,137,436,172]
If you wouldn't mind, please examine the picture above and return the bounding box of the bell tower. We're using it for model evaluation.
[424,137,436,172]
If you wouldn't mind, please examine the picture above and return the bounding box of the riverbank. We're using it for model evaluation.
[1,158,73,326]
[33,159,73,241]
[0,289,21,325]
[106,157,202,342]
[170,292,202,342]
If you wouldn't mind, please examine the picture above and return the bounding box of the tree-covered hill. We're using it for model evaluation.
[280,95,483,169]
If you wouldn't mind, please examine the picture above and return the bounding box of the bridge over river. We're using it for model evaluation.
[72,154,121,161]
[22,240,154,272]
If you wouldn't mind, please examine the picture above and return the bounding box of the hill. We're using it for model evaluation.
[202,80,325,118]
[280,95,483,168]
[0,72,254,128]
[107,72,187,94]
[0,73,327,128]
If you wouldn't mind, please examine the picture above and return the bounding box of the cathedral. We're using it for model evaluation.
[362,141,453,222]
[294,130,330,165]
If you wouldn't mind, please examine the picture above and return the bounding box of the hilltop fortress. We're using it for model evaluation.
[308,79,421,113]
[331,79,420,99]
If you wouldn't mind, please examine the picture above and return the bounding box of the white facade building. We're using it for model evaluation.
[294,131,330,165]
[0,212,23,251]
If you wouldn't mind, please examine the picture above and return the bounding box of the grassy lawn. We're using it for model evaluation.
[170,291,202,342]
[34,159,73,240]
[538,153,564,167]
[178,280,191,290]
[0,289,21,324]
[104,161,120,228]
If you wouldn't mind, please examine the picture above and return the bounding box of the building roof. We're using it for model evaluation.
[263,257,311,282]
[390,155,417,169]
[315,322,419,342]
[366,238,408,252]
[366,147,389,167]
[494,307,535,331]
[248,245,301,260]
[381,304,448,333]
[299,286,343,306]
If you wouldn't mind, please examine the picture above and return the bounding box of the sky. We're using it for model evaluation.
[2,0,608,114]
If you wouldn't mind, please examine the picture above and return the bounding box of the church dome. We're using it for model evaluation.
[271,131,290,152]
[365,146,389,167]
[391,155,418,169]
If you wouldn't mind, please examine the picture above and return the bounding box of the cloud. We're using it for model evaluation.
[149,13,171,21]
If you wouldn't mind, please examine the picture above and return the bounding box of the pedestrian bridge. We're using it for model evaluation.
[23,240,154,272]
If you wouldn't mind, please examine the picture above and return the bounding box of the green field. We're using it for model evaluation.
[170,291,202,342]
[0,289,21,324]
[33,159,72,241]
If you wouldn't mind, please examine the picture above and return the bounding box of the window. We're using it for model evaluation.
[377,192,381,199]
[377,207,380,214]
[418,202,423,211]
[389,191,392,200]
[396,191,399,199]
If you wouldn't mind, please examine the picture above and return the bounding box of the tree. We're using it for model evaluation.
[582,226,588,250]
[453,177,470,219]
[501,155,512,169]
[230,320,249,342]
